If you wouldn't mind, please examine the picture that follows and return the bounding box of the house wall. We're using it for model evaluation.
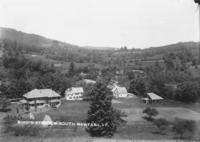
[65,92,83,101]
[24,97,61,110]
[113,89,128,98]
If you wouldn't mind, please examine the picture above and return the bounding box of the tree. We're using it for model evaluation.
[68,62,76,76]
[129,78,146,97]
[153,118,169,134]
[86,82,123,137]
[143,107,158,121]
[172,118,196,139]
[128,79,138,96]
[36,72,73,96]
[0,95,10,112]
[163,52,176,70]
[175,81,200,103]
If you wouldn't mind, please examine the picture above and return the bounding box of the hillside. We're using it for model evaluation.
[143,42,199,60]
[0,27,83,50]
[0,27,199,71]
[0,27,115,51]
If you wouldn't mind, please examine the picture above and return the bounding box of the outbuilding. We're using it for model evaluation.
[143,92,164,104]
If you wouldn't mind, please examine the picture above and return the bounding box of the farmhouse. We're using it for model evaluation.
[143,92,164,104]
[22,89,61,110]
[112,86,128,98]
[65,87,84,101]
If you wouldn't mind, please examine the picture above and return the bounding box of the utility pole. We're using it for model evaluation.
[194,0,200,64]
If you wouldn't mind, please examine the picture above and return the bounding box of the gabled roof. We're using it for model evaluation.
[83,79,96,84]
[112,86,128,94]
[67,87,84,93]
[24,89,60,99]
[147,92,163,100]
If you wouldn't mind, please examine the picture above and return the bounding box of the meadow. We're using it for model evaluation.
[2,97,200,141]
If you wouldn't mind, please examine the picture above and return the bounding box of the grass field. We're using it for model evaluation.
[1,137,193,142]
[2,97,200,141]
[113,98,200,122]
[35,101,89,122]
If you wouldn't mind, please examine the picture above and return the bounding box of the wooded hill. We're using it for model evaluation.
[0,27,198,70]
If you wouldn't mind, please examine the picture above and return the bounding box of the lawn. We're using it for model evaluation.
[113,98,200,122]
[3,97,200,141]
[35,100,90,122]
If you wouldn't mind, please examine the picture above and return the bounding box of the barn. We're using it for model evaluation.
[142,92,164,104]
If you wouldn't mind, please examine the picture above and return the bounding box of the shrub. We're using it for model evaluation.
[172,118,196,139]
[175,81,200,103]
[143,107,158,121]
[0,96,11,112]
[153,118,169,134]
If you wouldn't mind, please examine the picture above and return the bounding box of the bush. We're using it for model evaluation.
[143,107,158,121]
[0,96,11,112]
[153,118,169,134]
[172,118,196,139]
[175,81,200,103]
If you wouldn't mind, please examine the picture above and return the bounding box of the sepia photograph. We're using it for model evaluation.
[0,0,200,141]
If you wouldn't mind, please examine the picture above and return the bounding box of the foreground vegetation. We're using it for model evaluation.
[1,97,199,141]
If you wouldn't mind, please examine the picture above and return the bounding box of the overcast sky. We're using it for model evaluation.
[0,0,199,49]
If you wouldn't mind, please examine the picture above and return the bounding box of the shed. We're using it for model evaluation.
[145,92,164,103]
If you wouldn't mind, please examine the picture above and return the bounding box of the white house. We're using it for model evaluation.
[22,89,61,110]
[65,87,84,101]
[112,86,128,98]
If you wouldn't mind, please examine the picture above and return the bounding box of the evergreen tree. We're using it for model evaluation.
[143,107,158,121]
[68,62,76,76]
[175,81,200,103]
[129,79,146,97]
[0,95,10,112]
[86,82,123,137]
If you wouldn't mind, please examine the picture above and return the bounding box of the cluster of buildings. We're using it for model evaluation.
[19,70,164,111]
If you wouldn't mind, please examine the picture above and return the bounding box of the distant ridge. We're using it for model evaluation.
[0,27,80,49]
[0,27,114,50]
[0,27,198,56]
